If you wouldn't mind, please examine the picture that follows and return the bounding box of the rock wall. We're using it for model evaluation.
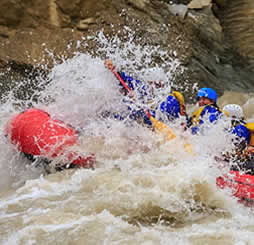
[220,0,254,69]
[0,0,253,101]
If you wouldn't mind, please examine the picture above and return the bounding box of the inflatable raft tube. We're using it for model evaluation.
[5,108,95,168]
[216,170,254,201]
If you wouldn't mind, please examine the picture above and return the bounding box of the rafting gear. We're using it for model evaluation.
[216,169,254,202]
[5,108,95,169]
[172,91,184,107]
[245,123,254,146]
[172,91,185,116]
[230,123,251,145]
[159,91,187,121]
[145,110,176,140]
[223,104,244,120]
[218,118,252,172]
[196,88,217,103]
[160,94,181,120]
[189,87,221,134]
[189,104,222,134]
[222,105,251,160]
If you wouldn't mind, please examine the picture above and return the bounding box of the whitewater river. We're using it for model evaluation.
[1,37,254,244]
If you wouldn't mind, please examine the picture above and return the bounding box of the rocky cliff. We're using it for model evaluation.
[0,0,253,102]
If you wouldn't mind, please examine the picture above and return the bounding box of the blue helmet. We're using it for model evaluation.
[160,95,180,120]
[196,88,217,103]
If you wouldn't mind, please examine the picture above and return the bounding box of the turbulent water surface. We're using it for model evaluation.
[1,33,254,245]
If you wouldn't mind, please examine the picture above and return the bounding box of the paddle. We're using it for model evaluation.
[105,60,194,153]
[144,110,176,141]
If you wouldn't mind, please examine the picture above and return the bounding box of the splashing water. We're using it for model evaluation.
[1,31,254,244]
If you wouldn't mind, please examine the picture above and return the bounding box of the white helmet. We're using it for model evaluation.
[222,104,244,119]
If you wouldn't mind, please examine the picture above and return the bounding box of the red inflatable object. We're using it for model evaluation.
[5,108,95,168]
[216,170,254,201]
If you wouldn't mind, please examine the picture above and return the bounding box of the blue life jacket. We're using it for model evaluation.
[230,122,251,145]
[119,72,148,99]
[190,104,222,134]
[128,108,155,126]
[159,94,181,121]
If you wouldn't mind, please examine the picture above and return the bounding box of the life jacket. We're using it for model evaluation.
[235,122,254,162]
[171,91,185,116]
[229,120,251,146]
[119,72,150,100]
[190,104,222,126]
[245,123,254,146]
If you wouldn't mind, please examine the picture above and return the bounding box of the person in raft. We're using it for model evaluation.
[5,108,95,172]
[222,104,254,174]
[187,87,222,135]
[104,59,187,127]
[159,90,188,128]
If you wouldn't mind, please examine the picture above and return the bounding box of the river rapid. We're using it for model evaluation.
[1,34,254,245]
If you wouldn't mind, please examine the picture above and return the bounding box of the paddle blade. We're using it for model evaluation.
[149,116,176,140]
